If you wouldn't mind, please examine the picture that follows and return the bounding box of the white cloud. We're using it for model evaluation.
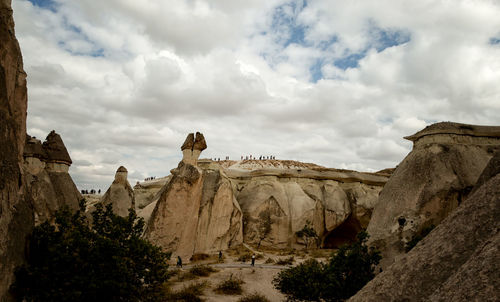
[12,0,500,190]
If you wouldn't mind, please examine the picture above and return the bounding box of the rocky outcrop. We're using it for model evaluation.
[349,151,500,302]
[101,166,135,217]
[145,133,243,261]
[23,132,81,225]
[134,175,171,210]
[366,122,500,268]
[228,163,387,249]
[0,0,31,299]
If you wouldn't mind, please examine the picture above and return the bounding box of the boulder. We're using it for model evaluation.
[349,152,500,302]
[133,175,171,210]
[366,122,500,268]
[0,0,32,299]
[101,166,135,216]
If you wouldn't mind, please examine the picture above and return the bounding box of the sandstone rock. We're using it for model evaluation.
[134,175,171,210]
[145,136,242,261]
[101,166,135,217]
[0,0,31,299]
[193,131,207,151]
[349,154,500,302]
[23,131,81,225]
[366,122,500,268]
[228,163,387,249]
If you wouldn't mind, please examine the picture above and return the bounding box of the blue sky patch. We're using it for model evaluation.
[334,52,366,70]
[309,59,324,83]
[271,0,309,47]
[490,37,500,45]
[28,0,58,12]
[370,26,411,52]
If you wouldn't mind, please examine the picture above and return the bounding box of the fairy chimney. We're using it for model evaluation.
[42,130,72,172]
[181,132,207,165]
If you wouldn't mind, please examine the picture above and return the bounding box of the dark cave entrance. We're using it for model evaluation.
[322,215,362,249]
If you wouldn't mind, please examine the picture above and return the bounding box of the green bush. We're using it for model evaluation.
[238,292,271,302]
[273,231,381,302]
[190,253,210,262]
[237,253,252,262]
[11,201,170,302]
[215,275,244,295]
[264,257,275,264]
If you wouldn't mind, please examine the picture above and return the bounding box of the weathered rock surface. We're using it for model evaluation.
[349,152,500,302]
[0,0,31,299]
[134,175,170,210]
[145,133,243,261]
[23,132,81,225]
[228,162,387,248]
[181,132,207,165]
[366,122,500,267]
[101,166,135,217]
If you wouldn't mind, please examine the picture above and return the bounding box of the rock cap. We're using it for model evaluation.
[42,130,72,165]
[404,122,500,142]
[24,135,47,159]
[117,166,128,173]
[193,132,207,151]
[181,133,195,151]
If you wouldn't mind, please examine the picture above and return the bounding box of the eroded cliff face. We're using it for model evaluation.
[349,151,500,302]
[366,122,500,268]
[144,161,243,260]
[138,156,388,254]
[0,0,31,299]
[227,164,387,249]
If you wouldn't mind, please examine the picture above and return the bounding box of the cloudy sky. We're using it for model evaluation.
[12,0,500,190]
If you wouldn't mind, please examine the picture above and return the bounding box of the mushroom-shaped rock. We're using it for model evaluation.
[23,135,48,174]
[181,132,207,165]
[42,130,72,172]
[101,166,135,217]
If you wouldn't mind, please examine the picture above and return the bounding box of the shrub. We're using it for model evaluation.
[215,274,244,295]
[190,253,210,262]
[238,292,271,302]
[264,257,275,264]
[189,265,217,277]
[237,253,252,262]
[11,201,170,302]
[166,281,208,302]
[276,256,294,265]
[405,224,435,252]
[273,231,381,302]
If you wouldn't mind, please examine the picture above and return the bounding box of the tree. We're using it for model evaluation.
[295,220,318,249]
[11,201,171,302]
[273,231,381,302]
[257,209,272,248]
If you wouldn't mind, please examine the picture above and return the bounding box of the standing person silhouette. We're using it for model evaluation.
[251,254,255,266]
[177,256,182,268]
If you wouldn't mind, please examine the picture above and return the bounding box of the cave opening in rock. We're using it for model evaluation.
[322,215,362,249]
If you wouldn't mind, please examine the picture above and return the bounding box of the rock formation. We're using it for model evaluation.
[227,164,387,249]
[145,133,243,261]
[349,151,500,302]
[23,132,81,224]
[100,166,135,216]
[181,132,207,165]
[0,0,31,299]
[365,122,500,268]
[134,175,171,210]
